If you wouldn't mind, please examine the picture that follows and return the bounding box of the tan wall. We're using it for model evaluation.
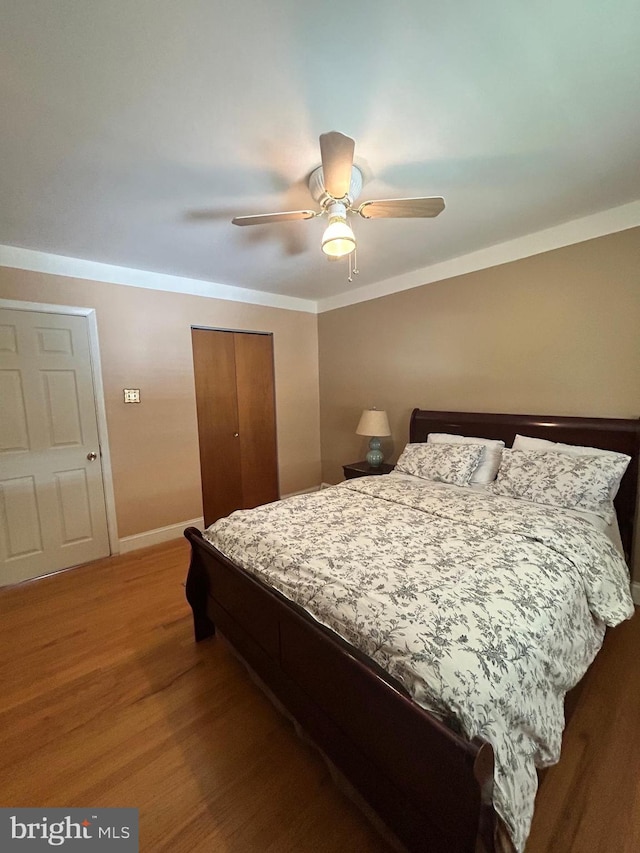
[0,268,321,539]
[318,227,640,574]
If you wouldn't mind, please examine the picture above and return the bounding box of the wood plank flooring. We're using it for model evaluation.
[0,540,638,852]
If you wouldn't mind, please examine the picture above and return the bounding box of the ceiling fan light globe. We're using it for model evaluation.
[321,217,356,258]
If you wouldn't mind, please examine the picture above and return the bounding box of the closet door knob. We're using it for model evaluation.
[233,433,239,437]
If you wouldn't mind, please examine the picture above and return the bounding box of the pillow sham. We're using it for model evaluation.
[512,434,630,500]
[427,433,504,484]
[395,442,484,487]
[492,449,631,522]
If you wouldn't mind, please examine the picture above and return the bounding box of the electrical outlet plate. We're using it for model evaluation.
[123,388,140,403]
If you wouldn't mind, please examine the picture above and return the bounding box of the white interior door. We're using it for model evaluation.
[0,308,110,585]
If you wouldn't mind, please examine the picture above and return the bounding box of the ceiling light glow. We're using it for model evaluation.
[321,216,356,258]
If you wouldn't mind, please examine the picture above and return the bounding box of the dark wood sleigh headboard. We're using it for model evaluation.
[410,409,640,563]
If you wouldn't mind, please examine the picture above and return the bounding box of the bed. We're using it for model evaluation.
[184,409,639,852]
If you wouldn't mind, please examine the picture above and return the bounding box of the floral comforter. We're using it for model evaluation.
[203,475,634,851]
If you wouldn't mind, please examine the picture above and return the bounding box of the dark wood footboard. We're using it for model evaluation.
[184,530,216,641]
[184,525,497,853]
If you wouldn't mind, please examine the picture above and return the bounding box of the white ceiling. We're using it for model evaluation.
[1,0,639,309]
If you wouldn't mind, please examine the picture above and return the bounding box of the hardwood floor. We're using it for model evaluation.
[0,541,638,852]
[526,608,640,853]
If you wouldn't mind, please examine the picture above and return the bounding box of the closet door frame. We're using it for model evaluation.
[191,326,279,528]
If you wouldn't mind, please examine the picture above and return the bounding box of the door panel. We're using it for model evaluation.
[0,370,30,451]
[35,325,74,355]
[41,370,84,446]
[234,332,279,509]
[192,328,243,527]
[0,308,110,585]
[0,476,43,558]
[0,322,18,353]
[55,468,93,543]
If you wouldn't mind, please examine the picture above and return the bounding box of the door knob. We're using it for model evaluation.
[233,433,239,438]
[87,451,97,461]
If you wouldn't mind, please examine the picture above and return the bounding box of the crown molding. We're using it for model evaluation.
[317,199,640,313]
[0,245,318,314]
[2,199,639,317]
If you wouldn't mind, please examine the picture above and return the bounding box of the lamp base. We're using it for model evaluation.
[366,437,384,468]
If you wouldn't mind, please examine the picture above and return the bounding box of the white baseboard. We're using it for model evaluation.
[117,489,326,552]
[116,490,325,552]
[118,516,204,553]
[632,582,640,606]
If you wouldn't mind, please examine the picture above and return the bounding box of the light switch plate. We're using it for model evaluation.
[123,388,141,403]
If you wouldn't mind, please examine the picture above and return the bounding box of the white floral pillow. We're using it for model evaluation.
[492,449,630,522]
[427,432,504,484]
[395,442,484,487]
[512,434,629,500]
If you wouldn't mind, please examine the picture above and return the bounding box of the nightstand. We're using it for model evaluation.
[343,461,395,479]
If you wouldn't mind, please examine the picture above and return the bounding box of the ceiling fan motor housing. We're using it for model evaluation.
[309,165,363,209]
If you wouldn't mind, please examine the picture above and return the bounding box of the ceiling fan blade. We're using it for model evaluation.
[357,197,445,219]
[231,210,317,226]
[319,131,355,198]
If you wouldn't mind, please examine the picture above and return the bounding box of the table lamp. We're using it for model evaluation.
[356,408,391,468]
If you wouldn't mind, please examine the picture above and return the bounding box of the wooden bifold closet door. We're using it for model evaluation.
[192,328,279,528]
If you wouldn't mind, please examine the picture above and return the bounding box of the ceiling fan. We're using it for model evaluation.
[231,132,445,275]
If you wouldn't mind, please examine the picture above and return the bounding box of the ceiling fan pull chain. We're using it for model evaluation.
[346,219,359,282]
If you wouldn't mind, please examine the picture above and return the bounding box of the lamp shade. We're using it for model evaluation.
[322,217,356,258]
[356,408,391,437]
